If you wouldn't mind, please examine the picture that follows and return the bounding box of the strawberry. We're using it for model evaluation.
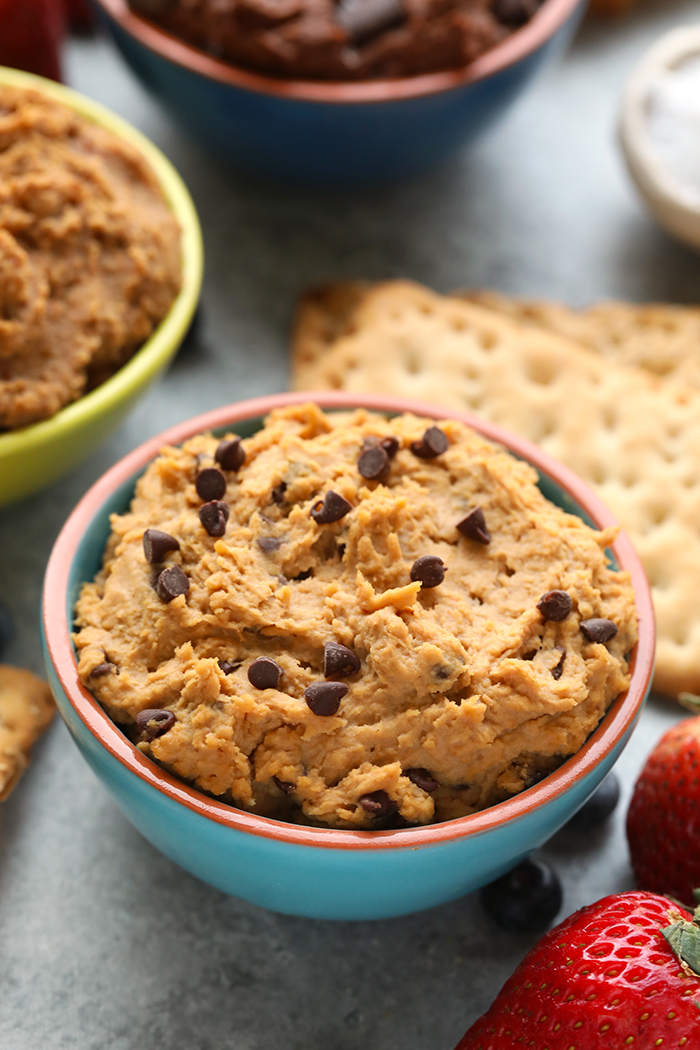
[455,890,700,1049]
[627,705,700,908]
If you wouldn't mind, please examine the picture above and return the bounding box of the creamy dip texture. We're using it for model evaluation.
[75,405,637,829]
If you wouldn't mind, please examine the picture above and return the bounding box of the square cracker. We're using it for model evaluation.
[291,279,700,698]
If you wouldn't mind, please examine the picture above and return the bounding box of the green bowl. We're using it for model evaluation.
[0,67,203,506]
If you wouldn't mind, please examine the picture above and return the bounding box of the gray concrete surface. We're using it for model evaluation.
[2,2,700,1047]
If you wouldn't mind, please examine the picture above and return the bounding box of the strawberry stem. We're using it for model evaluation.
[678,693,700,715]
[663,900,700,978]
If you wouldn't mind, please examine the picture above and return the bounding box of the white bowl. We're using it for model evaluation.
[619,26,700,253]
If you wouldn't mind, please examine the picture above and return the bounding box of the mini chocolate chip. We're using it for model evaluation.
[405,768,439,793]
[358,443,389,480]
[215,437,245,472]
[433,665,452,680]
[258,537,282,553]
[248,657,283,690]
[381,436,400,459]
[456,507,491,544]
[273,776,295,794]
[310,491,352,525]
[324,641,361,677]
[304,681,348,716]
[492,0,538,27]
[580,618,618,644]
[336,0,405,46]
[199,500,230,537]
[551,647,566,681]
[155,565,190,603]
[359,789,397,817]
[271,481,287,505]
[143,528,180,564]
[218,659,241,675]
[410,555,446,589]
[411,425,448,459]
[196,467,226,502]
[537,590,573,622]
[136,708,175,742]
[90,661,116,678]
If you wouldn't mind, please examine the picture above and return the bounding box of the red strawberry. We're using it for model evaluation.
[455,890,700,1049]
[627,709,700,908]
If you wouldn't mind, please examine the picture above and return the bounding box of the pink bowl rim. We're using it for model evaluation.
[43,390,654,851]
[93,0,583,104]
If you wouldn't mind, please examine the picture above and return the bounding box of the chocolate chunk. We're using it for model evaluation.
[273,776,295,794]
[89,661,117,678]
[271,481,287,505]
[258,537,282,553]
[324,641,361,677]
[215,437,245,472]
[410,555,446,589]
[405,768,439,793]
[196,467,227,502]
[411,425,448,459]
[248,657,283,690]
[199,500,230,537]
[155,565,190,603]
[136,708,175,742]
[359,789,397,817]
[336,0,405,46]
[143,528,180,564]
[456,507,491,545]
[358,443,389,480]
[537,590,572,622]
[580,618,618,644]
[218,659,241,675]
[304,681,348,716]
[551,647,566,681]
[310,491,352,525]
[381,436,400,459]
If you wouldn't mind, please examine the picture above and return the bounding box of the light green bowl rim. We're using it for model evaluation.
[0,66,204,461]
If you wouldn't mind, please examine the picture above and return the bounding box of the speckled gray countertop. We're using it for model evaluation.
[2,3,700,1047]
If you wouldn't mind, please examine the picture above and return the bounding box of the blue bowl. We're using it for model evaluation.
[42,392,654,920]
[92,0,584,185]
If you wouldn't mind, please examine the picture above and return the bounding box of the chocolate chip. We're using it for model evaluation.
[143,528,180,564]
[410,555,446,589]
[258,537,282,553]
[359,790,397,817]
[136,708,175,742]
[411,425,448,459]
[215,437,245,472]
[304,681,348,716]
[456,507,491,544]
[218,659,240,675]
[381,436,400,459]
[537,590,572,622]
[324,641,361,677]
[196,467,226,502]
[551,647,566,681]
[491,0,538,28]
[248,657,283,690]
[358,443,389,480]
[271,482,287,505]
[199,500,230,537]
[273,776,295,794]
[405,768,439,793]
[580,618,618,644]
[336,0,405,46]
[89,661,117,678]
[310,491,352,525]
[155,565,189,603]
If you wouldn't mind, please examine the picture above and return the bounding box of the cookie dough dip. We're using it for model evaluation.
[0,84,181,429]
[128,0,544,81]
[74,404,637,830]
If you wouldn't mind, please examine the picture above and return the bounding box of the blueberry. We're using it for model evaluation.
[480,857,563,932]
[566,772,620,831]
[0,595,13,657]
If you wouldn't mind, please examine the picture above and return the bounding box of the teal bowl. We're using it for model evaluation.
[42,392,654,920]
